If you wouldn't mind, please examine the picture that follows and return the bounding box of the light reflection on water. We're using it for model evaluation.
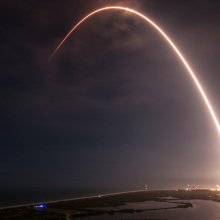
[87,201,177,211]
[76,200,220,220]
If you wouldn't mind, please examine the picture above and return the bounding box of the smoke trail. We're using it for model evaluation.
[48,7,220,134]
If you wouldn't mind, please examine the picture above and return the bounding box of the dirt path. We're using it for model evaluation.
[66,213,71,220]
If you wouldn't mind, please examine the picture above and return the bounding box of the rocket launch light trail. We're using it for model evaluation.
[48,6,220,134]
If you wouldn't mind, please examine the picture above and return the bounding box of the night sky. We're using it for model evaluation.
[1,0,220,191]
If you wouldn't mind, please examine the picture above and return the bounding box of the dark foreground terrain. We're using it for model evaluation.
[1,189,220,220]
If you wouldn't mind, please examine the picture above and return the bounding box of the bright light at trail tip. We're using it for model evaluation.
[48,6,220,135]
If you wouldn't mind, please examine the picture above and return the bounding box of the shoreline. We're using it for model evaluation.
[0,189,146,210]
[1,189,218,220]
[1,188,214,210]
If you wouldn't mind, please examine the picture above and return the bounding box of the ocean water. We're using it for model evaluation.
[0,188,115,208]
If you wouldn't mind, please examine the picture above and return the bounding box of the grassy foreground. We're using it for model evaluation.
[0,189,220,220]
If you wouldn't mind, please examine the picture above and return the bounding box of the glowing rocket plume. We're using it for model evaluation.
[48,6,220,134]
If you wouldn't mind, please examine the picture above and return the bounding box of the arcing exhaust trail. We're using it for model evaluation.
[48,6,220,134]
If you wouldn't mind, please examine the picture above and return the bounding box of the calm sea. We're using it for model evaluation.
[0,188,118,208]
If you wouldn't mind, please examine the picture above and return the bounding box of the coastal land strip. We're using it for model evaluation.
[1,189,220,220]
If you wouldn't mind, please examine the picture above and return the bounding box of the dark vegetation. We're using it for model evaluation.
[0,206,66,220]
[0,190,219,219]
[48,189,216,209]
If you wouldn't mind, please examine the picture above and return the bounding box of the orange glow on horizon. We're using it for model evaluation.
[48,6,220,135]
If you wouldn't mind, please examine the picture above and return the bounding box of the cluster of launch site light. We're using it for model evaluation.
[48,7,220,135]
[186,184,199,190]
[186,185,220,190]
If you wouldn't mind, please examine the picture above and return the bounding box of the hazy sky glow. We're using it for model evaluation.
[49,6,220,135]
[1,0,220,191]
